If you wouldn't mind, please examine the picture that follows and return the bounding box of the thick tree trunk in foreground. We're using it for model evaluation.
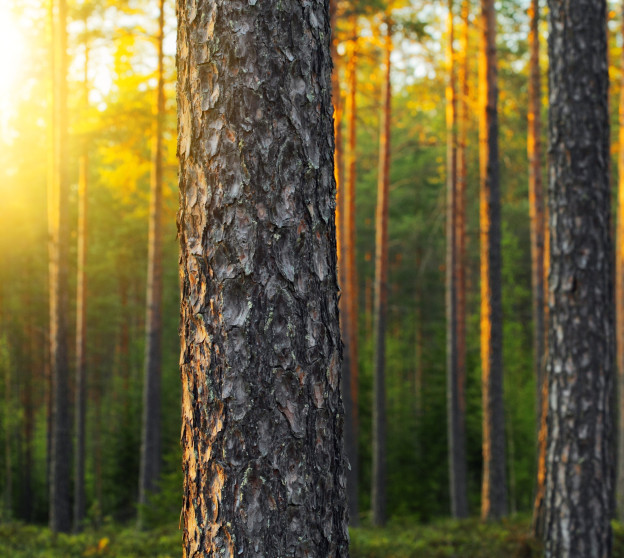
[479,0,507,520]
[617,0,624,524]
[177,1,349,556]
[372,17,392,528]
[138,0,165,524]
[74,44,89,534]
[544,0,614,555]
[343,14,360,526]
[49,0,72,533]
[446,0,468,519]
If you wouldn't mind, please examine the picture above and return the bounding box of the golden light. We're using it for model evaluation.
[0,4,25,125]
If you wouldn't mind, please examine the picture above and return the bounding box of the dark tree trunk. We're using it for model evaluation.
[138,0,165,525]
[49,0,72,533]
[617,0,624,523]
[177,1,349,555]
[544,0,614,554]
[372,16,392,528]
[479,0,507,520]
[446,0,468,520]
[73,42,89,534]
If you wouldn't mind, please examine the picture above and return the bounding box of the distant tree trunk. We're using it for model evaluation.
[3,336,12,520]
[456,0,469,486]
[617,0,624,523]
[22,282,35,522]
[49,0,72,533]
[177,1,350,555]
[479,0,507,520]
[343,13,360,526]
[372,16,392,528]
[73,42,89,533]
[138,0,165,526]
[446,0,468,520]
[545,0,614,554]
[527,0,547,536]
[331,0,358,528]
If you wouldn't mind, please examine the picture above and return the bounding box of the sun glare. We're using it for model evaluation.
[0,5,25,128]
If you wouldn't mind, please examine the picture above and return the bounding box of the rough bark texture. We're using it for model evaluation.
[446,0,468,520]
[176,1,350,556]
[617,0,624,523]
[478,0,507,520]
[544,0,614,555]
[138,0,165,523]
[371,18,392,528]
[49,0,72,534]
[73,44,89,533]
[343,13,360,526]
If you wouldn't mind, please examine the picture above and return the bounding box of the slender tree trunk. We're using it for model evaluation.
[479,0,507,520]
[330,0,358,528]
[73,43,89,533]
[343,13,360,526]
[617,0,624,523]
[528,0,547,536]
[545,0,613,554]
[49,0,72,533]
[3,337,11,521]
[372,16,392,528]
[177,1,350,555]
[456,0,469,484]
[446,0,468,519]
[138,0,165,526]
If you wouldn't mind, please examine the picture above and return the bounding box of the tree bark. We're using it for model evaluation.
[177,1,350,555]
[73,41,89,534]
[544,0,614,555]
[479,0,507,520]
[617,0,624,524]
[372,16,392,528]
[138,0,165,525]
[49,0,72,533]
[446,0,468,520]
[343,13,360,526]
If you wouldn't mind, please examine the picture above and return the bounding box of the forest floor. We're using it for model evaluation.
[0,516,623,557]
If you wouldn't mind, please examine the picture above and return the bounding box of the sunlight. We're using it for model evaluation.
[0,4,25,128]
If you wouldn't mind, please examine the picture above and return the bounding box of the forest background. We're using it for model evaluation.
[0,0,622,555]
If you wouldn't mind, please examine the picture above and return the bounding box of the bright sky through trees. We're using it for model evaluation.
[0,4,25,138]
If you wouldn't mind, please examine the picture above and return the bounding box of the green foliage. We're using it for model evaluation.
[350,517,543,558]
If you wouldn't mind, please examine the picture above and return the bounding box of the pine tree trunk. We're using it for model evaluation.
[446,0,468,519]
[479,0,507,520]
[177,1,350,555]
[545,0,614,554]
[343,14,360,526]
[138,0,165,525]
[73,43,89,534]
[49,0,72,533]
[616,0,624,523]
[372,17,392,528]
